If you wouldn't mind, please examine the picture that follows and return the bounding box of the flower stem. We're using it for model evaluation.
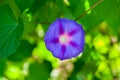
[74,0,103,21]
[33,21,51,24]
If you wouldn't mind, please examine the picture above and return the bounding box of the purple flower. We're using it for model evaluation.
[44,18,85,60]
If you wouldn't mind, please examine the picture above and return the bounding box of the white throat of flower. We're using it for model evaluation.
[59,34,70,44]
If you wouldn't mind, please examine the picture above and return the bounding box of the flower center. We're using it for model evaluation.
[59,34,70,44]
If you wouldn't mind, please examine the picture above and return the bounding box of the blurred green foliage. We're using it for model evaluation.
[0,0,120,80]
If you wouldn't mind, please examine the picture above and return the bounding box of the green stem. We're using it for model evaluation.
[74,0,103,21]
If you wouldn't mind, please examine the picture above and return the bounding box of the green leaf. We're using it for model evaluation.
[14,0,35,13]
[29,0,48,13]
[0,4,24,58]
[0,59,6,76]
[8,40,36,62]
[26,61,52,80]
[69,0,85,18]
[90,0,120,34]
[69,0,120,32]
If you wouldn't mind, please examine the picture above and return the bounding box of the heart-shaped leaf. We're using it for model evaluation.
[0,4,24,58]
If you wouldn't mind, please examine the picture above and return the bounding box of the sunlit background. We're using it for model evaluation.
[0,0,120,80]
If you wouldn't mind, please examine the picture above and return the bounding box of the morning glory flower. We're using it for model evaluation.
[44,18,85,60]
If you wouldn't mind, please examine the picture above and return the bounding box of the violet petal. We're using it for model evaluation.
[44,18,85,60]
